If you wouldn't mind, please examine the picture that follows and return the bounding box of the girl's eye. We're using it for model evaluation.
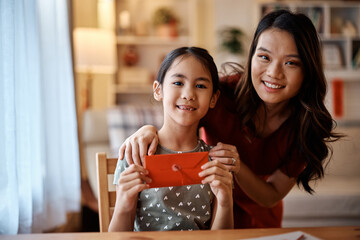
[173,81,183,86]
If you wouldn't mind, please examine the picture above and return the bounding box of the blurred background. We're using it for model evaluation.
[72,0,360,232]
[72,0,360,126]
[1,0,359,234]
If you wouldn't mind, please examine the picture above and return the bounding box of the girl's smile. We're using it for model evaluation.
[176,104,197,111]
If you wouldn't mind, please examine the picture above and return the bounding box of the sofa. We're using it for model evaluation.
[82,105,360,227]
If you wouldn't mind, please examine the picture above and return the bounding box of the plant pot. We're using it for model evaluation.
[156,23,178,38]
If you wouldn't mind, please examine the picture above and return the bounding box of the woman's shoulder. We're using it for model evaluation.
[214,76,239,114]
[219,73,241,97]
[218,62,244,95]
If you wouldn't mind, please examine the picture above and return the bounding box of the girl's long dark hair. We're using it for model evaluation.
[234,10,342,193]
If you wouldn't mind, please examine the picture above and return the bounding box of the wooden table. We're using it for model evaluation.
[1,226,359,240]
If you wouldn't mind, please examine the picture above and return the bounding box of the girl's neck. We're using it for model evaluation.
[157,124,199,152]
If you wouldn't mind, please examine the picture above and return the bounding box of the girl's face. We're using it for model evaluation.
[251,28,304,109]
[154,55,219,128]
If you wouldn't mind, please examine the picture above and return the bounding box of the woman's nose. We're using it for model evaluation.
[266,62,283,79]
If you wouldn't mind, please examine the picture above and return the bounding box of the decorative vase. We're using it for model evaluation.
[123,45,139,66]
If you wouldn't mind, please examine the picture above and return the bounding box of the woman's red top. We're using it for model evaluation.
[200,76,305,228]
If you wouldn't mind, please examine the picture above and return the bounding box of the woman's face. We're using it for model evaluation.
[251,28,304,108]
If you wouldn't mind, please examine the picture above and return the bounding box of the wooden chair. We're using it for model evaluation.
[96,152,118,232]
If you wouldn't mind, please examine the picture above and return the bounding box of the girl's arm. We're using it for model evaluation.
[211,196,233,229]
[118,125,159,166]
[199,160,234,229]
[209,143,296,208]
[108,165,151,231]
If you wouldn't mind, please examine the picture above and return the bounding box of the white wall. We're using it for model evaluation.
[213,0,259,68]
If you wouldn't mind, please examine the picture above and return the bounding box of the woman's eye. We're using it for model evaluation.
[258,54,269,61]
[286,61,295,65]
[196,84,207,89]
[285,60,301,66]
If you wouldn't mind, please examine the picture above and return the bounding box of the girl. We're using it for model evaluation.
[116,10,342,228]
[108,47,234,232]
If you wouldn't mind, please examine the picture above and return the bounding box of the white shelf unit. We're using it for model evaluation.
[113,0,198,104]
[116,36,192,46]
[258,1,360,125]
[259,1,360,75]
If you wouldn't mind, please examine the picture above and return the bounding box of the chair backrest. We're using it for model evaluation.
[96,152,117,232]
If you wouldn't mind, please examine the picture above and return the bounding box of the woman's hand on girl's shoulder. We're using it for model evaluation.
[118,125,159,166]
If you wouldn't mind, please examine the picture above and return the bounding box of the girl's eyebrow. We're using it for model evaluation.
[196,77,211,82]
[257,46,300,59]
[171,73,211,82]
[171,73,186,78]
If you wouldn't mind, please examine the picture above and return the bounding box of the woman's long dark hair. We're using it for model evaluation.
[235,10,342,193]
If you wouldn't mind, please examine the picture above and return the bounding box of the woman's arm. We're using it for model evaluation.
[118,125,159,166]
[234,163,296,208]
[199,160,234,229]
[209,143,296,208]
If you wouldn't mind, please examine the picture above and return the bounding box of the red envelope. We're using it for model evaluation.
[144,152,209,188]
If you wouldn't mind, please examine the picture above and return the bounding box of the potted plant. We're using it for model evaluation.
[219,27,244,57]
[152,7,179,37]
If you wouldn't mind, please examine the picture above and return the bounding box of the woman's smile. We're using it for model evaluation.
[263,81,284,89]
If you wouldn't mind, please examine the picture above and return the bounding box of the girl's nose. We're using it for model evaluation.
[181,87,195,100]
[266,62,283,79]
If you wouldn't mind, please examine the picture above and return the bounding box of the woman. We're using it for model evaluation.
[118,10,342,228]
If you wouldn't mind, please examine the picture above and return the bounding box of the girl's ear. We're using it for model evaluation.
[153,80,163,101]
[209,90,220,108]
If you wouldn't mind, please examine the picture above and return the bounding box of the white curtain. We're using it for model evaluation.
[0,0,80,234]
